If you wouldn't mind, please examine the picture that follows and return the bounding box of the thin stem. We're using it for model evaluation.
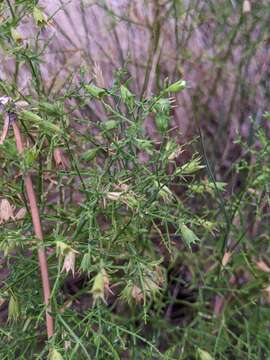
[11,117,54,339]
[6,0,15,20]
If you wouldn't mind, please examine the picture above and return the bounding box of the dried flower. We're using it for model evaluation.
[15,208,27,220]
[53,148,69,169]
[131,285,144,304]
[93,62,105,88]
[56,241,79,277]
[143,266,164,296]
[256,260,270,273]
[62,250,77,277]
[0,199,14,224]
[222,251,232,267]
[243,0,251,13]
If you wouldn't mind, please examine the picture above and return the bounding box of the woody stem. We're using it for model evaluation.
[12,118,54,338]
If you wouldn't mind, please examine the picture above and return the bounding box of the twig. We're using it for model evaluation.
[11,114,54,338]
[0,102,54,338]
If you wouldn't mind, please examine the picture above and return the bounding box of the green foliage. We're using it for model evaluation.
[0,1,270,359]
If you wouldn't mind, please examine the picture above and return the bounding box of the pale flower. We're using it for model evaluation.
[0,199,15,224]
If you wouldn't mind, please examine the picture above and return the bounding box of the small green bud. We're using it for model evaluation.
[120,85,135,109]
[81,147,100,161]
[39,101,61,116]
[20,110,62,134]
[102,120,118,131]
[153,98,172,113]
[197,348,214,360]
[48,348,64,360]
[175,157,204,176]
[91,270,106,305]
[11,28,23,43]
[33,6,48,27]
[155,113,170,133]
[85,84,106,99]
[179,224,200,247]
[164,79,186,93]
[8,295,20,322]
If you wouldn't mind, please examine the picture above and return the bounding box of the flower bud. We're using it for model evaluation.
[20,110,62,134]
[85,84,106,99]
[120,85,135,109]
[8,295,20,322]
[33,6,48,27]
[179,224,200,247]
[197,348,214,360]
[81,148,100,161]
[62,250,76,277]
[91,269,109,305]
[48,348,63,360]
[164,79,186,94]
[11,28,23,43]
[175,157,204,176]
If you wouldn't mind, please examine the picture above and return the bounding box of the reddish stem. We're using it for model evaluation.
[12,119,54,338]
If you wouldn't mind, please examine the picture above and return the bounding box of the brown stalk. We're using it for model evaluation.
[11,115,54,338]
